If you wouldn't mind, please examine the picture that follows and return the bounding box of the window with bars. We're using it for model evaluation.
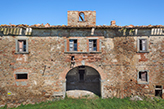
[69,39,77,51]
[89,39,97,51]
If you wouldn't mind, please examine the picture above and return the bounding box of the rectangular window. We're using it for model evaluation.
[138,71,149,84]
[89,39,97,51]
[16,73,28,79]
[18,40,26,52]
[138,38,148,52]
[16,39,28,53]
[69,39,77,51]
[155,85,162,97]
[139,71,147,81]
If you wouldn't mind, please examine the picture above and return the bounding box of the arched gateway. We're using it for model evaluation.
[66,65,101,97]
[58,62,106,98]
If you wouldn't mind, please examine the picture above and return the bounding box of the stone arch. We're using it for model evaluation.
[59,62,106,81]
[59,62,106,98]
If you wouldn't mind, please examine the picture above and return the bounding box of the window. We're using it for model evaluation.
[16,73,28,79]
[138,71,149,84]
[18,40,26,52]
[89,39,97,51]
[79,12,85,21]
[16,39,28,53]
[155,85,162,97]
[137,38,148,52]
[69,39,77,51]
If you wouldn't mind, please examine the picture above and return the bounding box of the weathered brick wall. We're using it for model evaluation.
[0,28,164,106]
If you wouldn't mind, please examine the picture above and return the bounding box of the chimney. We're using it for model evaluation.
[111,20,116,26]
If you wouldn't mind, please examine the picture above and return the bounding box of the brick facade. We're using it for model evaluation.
[0,11,164,105]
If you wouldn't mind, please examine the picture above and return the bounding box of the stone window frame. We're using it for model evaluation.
[15,38,29,54]
[137,70,149,84]
[14,72,28,81]
[137,37,149,53]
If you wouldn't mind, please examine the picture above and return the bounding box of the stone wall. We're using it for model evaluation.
[0,28,164,106]
[67,11,96,26]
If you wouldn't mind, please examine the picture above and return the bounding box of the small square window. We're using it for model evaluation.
[16,73,28,79]
[69,39,77,51]
[138,71,149,84]
[89,39,97,51]
[16,39,28,53]
[137,38,148,52]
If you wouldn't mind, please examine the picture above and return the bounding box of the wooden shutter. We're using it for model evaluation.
[89,40,93,51]
[141,72,147,81]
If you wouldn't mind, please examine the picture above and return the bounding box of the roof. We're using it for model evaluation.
[0,23,164,29]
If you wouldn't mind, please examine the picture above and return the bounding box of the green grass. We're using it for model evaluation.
[1,97,164,109]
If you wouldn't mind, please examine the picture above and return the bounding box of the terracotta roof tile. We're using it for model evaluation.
[0,24,164,29]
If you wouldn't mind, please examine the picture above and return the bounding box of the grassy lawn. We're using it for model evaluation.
[1,97,164,109]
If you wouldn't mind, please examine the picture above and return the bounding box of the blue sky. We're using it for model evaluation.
[0,0,164,26]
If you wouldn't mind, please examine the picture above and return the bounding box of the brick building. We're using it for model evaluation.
[0,11,164,104]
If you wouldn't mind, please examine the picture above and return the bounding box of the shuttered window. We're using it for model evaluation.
[69,39,77,51]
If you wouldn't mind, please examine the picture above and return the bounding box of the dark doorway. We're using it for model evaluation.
[79,70,85,81]
[66,66,101,96]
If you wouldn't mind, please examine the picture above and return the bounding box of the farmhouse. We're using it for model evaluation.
[0,11,164,104]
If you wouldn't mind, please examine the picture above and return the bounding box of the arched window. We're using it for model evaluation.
[79,12,85,21]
